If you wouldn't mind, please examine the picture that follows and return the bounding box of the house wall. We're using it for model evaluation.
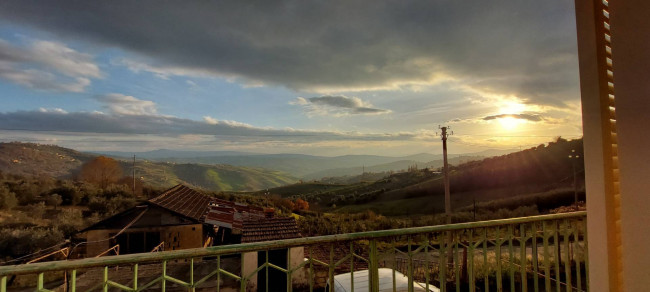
[242,252,258,291]
[240,247,307,291]
[83,224,203,257]
[289,247,308,287]
[85,229,112,257]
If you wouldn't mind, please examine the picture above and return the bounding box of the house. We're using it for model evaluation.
[79,184,306,290]
[81,184,215,256]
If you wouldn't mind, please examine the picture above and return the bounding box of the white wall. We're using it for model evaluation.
[577,0,650,290]
[289,247,308,287]
[242,252,258,291]
[609,0,650,290]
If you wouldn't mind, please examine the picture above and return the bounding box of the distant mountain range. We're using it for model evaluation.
[0,142,516,191]
[0,142,296,191]
[94,149,516,179]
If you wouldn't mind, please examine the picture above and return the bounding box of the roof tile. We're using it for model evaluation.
[241,217,302,243]
[148,184,213,222]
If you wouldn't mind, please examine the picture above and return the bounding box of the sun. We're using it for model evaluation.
[497,116,524,130]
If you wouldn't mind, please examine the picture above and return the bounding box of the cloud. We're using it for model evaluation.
[95,94,158,115]
[203,116,254,128]
[0,110,420,143]
[482,113,544,122]
[0,38,101,92]
[291,95,391,116]
[0,0,579,105]
[112,58,218,80]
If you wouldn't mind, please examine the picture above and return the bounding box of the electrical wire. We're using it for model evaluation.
[67,206,149,258]
[0,240,70,265]
[0,206,149,265]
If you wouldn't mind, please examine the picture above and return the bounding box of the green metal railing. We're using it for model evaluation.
[0,211,587,292]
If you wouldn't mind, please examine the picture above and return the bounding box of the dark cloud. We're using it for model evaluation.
[291,95,390,115]
[482,113,544,122]
[0,0,578,106]
[309,96,362,109]
[353,107,389,114]
[0,110,411,142]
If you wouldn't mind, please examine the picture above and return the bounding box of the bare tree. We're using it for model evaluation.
[78,156,123,189]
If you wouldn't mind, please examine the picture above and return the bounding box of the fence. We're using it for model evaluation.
[0,211,587,292]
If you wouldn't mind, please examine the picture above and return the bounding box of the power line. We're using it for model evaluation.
[456,134,582,138]
[0,207,149,265]
[447,137,540,150]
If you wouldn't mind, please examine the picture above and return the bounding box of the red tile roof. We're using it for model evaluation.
[147,185,303,243]
[205,205,265,229]
[148,184,213,222]
[241,217,302,243]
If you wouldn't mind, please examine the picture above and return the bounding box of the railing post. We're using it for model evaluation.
[2,276,6,292]
[70,270,76,292]
[240,254,246,292]
[440,233,448,292]
[543,221,551,292]
[369,239,379,292]
[496,226,503,292]
[287,248,292,292]
[532,223,539,292]
[102,266,108,292]
[351,242,356,292]
[162,261,167,292]
[328,245,334,292]
[520,224,528,292]
[407,237,414,292]
[38,273,45,291]
[553,222,561,292]
[482,228,489,292]
[132,264,138,291]
[508,225,514,292]
[190,258,195,292]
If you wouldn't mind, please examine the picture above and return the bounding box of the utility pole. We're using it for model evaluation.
[438,125,454,267]
[438,126,453,224]
[568,149,580,208]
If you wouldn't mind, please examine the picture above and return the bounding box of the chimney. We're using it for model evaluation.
[264,207,275,218]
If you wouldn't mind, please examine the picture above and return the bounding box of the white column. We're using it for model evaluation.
[609,0,650,290]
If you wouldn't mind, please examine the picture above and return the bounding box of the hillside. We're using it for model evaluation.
[263,138,585,216]
[96,149,515,179]
[0,142,95,178]
[101,153,441,178]
[131,160,297,191]
[0,143,297,192]
[303,155,485,180]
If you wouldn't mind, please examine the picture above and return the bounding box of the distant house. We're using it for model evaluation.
[79,184,306,290]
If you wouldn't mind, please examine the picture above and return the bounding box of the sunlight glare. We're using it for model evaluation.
[498,116,524,130]
[499,101,526,114]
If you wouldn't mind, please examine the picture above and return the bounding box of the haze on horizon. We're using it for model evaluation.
[0,1,582,156]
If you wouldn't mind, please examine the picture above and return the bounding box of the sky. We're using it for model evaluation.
[0,1,583,156]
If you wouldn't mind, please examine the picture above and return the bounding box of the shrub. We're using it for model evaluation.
[0,228,65,260]
[0,186,18,210]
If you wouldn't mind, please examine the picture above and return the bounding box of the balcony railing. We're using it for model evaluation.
[0,211,587,292]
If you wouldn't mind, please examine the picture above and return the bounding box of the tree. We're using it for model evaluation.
[293,199,309,211]
[117,176,143,197]
[47,193,62,210]
[78,156,123,189]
